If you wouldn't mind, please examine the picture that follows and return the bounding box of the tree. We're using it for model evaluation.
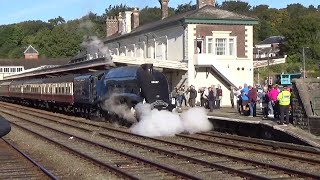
[104,4,133,17]
[48,16,66,26]
[220,1,251,15]
[139,6,174,25]
[286,3,306,19]
[175,1,196,14]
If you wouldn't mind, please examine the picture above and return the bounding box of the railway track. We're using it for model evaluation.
[1,102,320,179]
[0,138,57,179]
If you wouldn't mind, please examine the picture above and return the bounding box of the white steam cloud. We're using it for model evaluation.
[81,36,113,64]
[79,20,113,64]
[102,94,137,124]
[130,104,213,137]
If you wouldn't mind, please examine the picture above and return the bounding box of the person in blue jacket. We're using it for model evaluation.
[241,83,249,115]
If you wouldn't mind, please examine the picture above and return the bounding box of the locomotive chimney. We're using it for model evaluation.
[141,64,154,75]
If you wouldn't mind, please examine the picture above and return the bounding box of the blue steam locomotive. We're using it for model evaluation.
[0,64,174,121]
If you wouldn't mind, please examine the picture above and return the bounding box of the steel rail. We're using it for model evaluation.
[2,102,320,179]
[176,133,320,165]
[2,108,319,179]
[23,114,271,179]
[2,101,319,154]
[1,138,58,180]
[3,102,319,162]
[198,131,320,153]
[2,110,200,180]
[7,121,139,180]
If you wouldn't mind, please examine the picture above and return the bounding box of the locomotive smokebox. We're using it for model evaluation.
[141,64,153,75]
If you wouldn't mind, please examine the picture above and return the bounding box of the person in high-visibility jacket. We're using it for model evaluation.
[277,87,291,125]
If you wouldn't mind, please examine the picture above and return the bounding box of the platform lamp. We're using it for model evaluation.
[302,47,309,79]
[267,47,273,85]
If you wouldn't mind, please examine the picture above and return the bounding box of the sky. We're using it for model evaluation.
[0,0,319,25]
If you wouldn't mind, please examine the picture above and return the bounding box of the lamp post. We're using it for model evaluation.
[302,47,309,79]
[267,54,270,84]
[267,48,273,85]
[257,50,260,84]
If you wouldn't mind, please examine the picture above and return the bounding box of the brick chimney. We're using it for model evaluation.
[160,0,169,19]
[106,16,119,37]
[132,7,139,29]
[197,0,215,9]
[118,12,124,34]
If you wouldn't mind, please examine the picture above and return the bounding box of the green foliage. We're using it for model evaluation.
[220,1,251,14]
[104,4,133,17]
[175,1,196,14]
[0,0,320,66]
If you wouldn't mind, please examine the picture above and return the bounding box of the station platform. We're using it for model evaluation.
[179,106,320,149]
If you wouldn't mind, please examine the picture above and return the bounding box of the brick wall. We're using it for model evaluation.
[195,24,246,58]
[24,54,38,60]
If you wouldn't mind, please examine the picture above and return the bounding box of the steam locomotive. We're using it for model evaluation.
[0,64,175,121]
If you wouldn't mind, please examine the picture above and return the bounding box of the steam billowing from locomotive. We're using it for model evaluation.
[130,105,213,137]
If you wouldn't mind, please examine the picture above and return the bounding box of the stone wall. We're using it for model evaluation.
[291,78,320,136]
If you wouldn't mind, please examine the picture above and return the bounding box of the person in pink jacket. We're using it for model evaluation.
[268,86,279,117]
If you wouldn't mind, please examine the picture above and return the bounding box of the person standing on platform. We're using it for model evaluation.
[261,87,270,119]
[188,85,197,107]
[176,88,183,107]
[211,85,217,109]
[208,87,215,112]
[171,87,178,106]
[268,85,279,118]
[241,84,249,114]
[230,86,235,108]
[181,85,188,107]
[277,87,291,125]
[235,86,242,113]
[216,84,222,109]
[202,87,209,108]
[248,85,257,117]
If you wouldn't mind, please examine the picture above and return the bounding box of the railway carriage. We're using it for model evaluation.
[0,81,10,98]
[0,64,175,121]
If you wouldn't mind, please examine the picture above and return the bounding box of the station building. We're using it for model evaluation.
[0,66,24,80]
[104,0,258,106]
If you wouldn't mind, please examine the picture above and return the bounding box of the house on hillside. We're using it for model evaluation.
[24,45,39,60]
[253,36,285,60]
[104,0,258,106]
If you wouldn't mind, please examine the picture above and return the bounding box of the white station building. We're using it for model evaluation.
[104,0,258,106]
